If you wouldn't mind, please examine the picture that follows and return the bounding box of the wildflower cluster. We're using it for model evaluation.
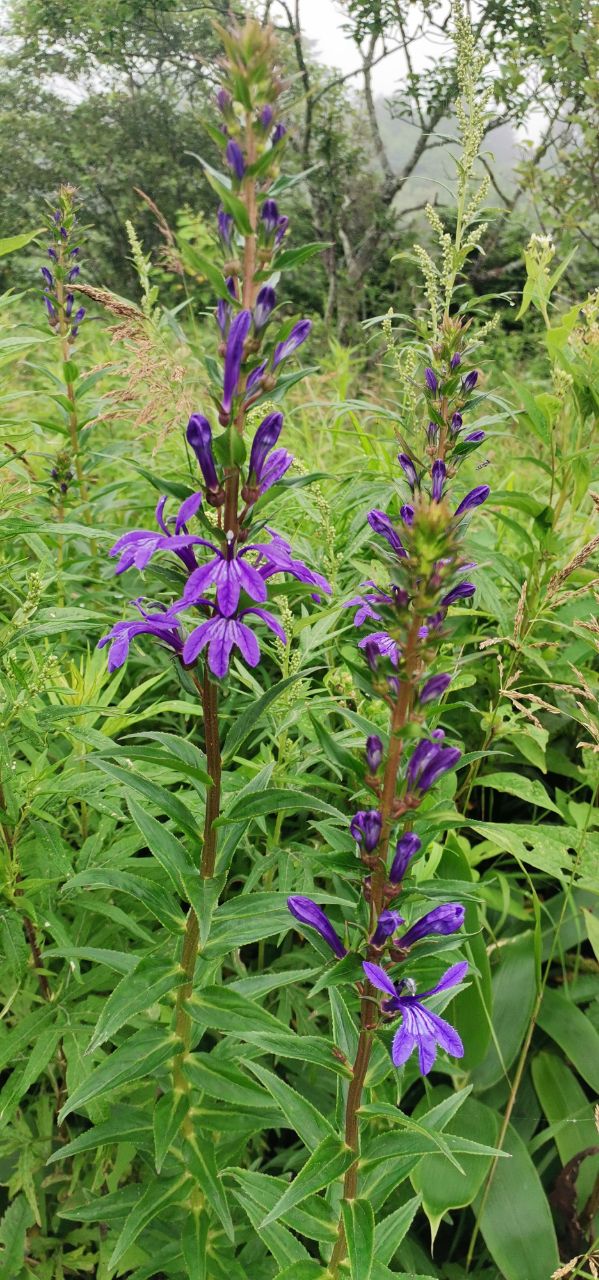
[99,19,329,679]
[41,185,86,341]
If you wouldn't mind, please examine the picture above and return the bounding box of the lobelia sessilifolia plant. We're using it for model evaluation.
[285,5,500,1269]
[71,18,331,1265]
[40,185,89,514]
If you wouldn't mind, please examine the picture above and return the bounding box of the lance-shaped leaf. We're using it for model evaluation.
[260,1134,354,1227]
[223,671,312,762]
[61,868,184,934]
[87,954,187,1053]
[153,1090,190,1173]
[127,800,204,917]
[92,757,198,837]
[232,1181,311,1268]
[181,1211,209,1280]
[184,1138,234,1242]
[246,1060,335,1151]
[46,1107,152,1165]
[58,1029,178,1123]
[217,787,345,824]
[228,1168,337,1245]
[341,1198,375,1280]
[373,1194,423,1265]
[108,1174,189,1270]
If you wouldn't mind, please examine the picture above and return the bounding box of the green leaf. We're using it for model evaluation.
[232,1182,311,1267]
[411,1094,499,1240]
[127,800,204,917]
[472,931,537,1091]
[46,1107,152,1164]
[182,245,241,300]
[108,1174,188,1270]
[373,1194,422,1265]
[93,758,198,837]
[246,1061,335,1150]
[271,242,331,271]
[476,1122,559,1280]
[58,1029,178,1123]
[532,1052,599,1166]
[204,171,252,234]
[537,987,599,1092]
[185,1054,273,1111]
[223,672,311,762]
[181,1211,209,1280]
[185,1138,234,1241]
[61,868,184,933]
[0,1194,34,1278]
[438,840,492,1069]
[476,772,561,815]
[341,1198,374,1280]
[273,1264,327,1280]
[88,954,187,1052]
[260,1134,354,1227]
[0,1027,61,1131]
[219,787,345,824]
[583,907,599,962]
[153,1090,190,1173]
[0,229,43,257]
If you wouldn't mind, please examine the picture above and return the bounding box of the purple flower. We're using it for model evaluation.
[363,960,467,1073]
[400,504,414,527]
[424,367,438,394]
[450,353,461,370]
[216,88,232,114]
[273,319,312,368]
[256,529,331,595]
[259,104,273,129]
[225,139,245,180]
[67,265,80,282]
[358,631,400,669]
[183,533,268,616]
[350,809,382,853]
[451,412,463,434]
[261,199,279,237]
[427,422,439,445]
[453,485,490,518]
[275,216,289,246]
[187,414,219,493]
[371,909,404,949]
[367,510,407,558]
[259,448,293,492]
[41,266,53,288]
[47,246,57,262]
[272,123,286,144]
[287,896,346,958]
[248,411,283,480]
[346,583,395,627]
[98,601,183,673]
[463,430,485,444]
[389,832,422,883]
[431,460,446,503]
[419,673,452,704]
[440,582,475,607]
[253,285,276,331]
[396,903,465,950]
[462,370,479,393]
[245,360,267,396]
[65,293,74,318]
[217,208,234,250]
[366,735,384,773]
[398,453,418,490]
[222,309,252,415]
[72,307,85,326]
[109,494,203,575]
[407,738,462,793]
[183,604,285,677]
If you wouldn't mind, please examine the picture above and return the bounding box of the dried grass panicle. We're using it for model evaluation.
[133,187,185,276]
[552,1258,599,1280]
[513,578,528,641]
[71,285,195,447]
[546,532,599,598]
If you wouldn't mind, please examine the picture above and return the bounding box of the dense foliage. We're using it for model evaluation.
[0,4,598,1280]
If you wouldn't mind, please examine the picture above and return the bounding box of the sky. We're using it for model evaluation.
[283,0,430,96]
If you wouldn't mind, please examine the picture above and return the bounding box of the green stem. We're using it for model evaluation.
[173,666,221,1100]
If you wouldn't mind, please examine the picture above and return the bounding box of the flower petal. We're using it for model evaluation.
[391,1022,417,1068]
[362,961,398,999]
